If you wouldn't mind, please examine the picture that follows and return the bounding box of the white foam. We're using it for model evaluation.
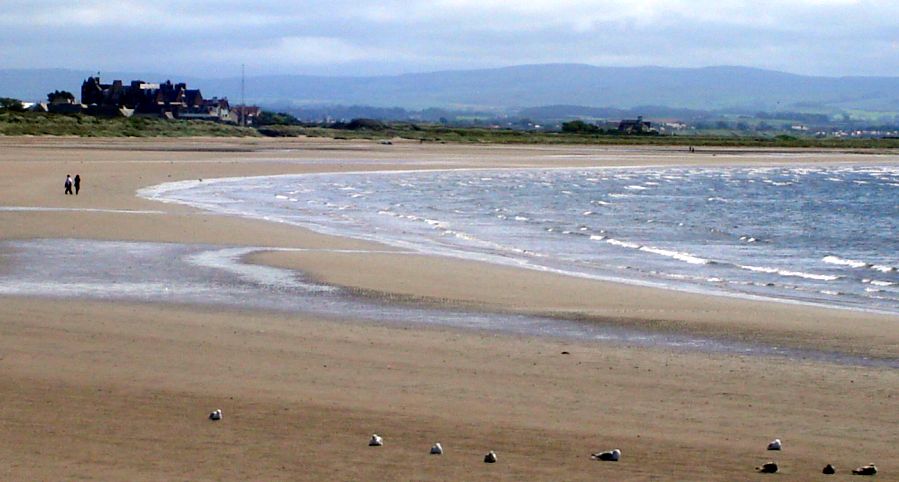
[822,255,868,268]
[604,238,640,249]
[638,246,710,265]
[866,280,895,287]
[823,256,896,273]
[740,265,840,281]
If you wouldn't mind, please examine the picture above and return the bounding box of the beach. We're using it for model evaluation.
[1,137,897,480]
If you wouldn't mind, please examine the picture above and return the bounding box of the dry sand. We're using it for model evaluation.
[0,137,897,480]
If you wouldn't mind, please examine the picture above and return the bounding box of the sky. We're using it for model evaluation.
[2,0,898,78]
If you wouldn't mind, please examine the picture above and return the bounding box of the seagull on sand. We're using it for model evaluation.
[767,438,782,450]
[822,464,836,474]
[369,434,383,446]
[756,462,779,473]
[483,451,497,463]
[208,409,222,421]
[591,449,621,461]
[852,464,877,476]
[430,443,443,455]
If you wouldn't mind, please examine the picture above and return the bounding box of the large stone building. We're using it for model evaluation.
[80,77,233,121]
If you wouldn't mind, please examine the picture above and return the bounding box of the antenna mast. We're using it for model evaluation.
[240,64,246,127]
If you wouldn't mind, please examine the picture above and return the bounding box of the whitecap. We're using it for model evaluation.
[605,238,641,249]
[867,280,895,287]
[822,255,868,268]
[740,265,840,281]
[638,246,710,265]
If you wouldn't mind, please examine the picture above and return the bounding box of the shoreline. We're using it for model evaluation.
[1,137,897,480]
[140,163,899,314]
[3,138,897,356]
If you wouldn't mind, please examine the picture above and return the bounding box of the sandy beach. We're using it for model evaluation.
[1,137,897,480]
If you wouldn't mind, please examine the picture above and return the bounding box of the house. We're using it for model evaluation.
[80,77,233,121]
[233,105,261,126]
[618,116,655,134]
[180,97,233,122]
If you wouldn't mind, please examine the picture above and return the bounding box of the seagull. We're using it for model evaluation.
[484,451,497,463]
[767,438,782,450]
[822,464,836,475]
[756,462,779,473]
[368,434,383,446]
[430,443,443,455]
[591,449,621,461]
[852,464,877,476]
[208,409,222,421]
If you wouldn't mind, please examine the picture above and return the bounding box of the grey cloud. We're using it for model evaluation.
[0,1,897,77]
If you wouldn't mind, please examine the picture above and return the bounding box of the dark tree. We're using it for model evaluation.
[0,97,25,112]
[47,90,76,103]
[561,120,599,134]
[257,111,300,126]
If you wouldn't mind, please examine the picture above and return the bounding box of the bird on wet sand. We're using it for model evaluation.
[756,462,779,473]
[852,464,877,476]
[430,443,443,455]
[591,449,621,461]
[208,409,222,421]
[484,451,497,463]
[369,434,383,446]
[822,463,836,475]
[767,438,782,450]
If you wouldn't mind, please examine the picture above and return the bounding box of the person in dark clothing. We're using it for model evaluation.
[74,174,81,195]
[64,174,73,195]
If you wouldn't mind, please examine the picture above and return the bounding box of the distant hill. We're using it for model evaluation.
[2,64,898,113]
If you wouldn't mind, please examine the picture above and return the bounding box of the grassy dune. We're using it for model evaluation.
[3,111,898,148]
[0,112,257,137]
[271,124,899,148]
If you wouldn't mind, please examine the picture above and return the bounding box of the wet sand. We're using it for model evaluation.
[0,137,897,480]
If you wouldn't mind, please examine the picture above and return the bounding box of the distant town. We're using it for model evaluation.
[1,74,897,141]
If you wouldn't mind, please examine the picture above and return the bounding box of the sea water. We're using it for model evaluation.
[141,164,899,314]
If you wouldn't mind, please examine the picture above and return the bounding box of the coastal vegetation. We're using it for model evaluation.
[254,118,899,148]
[2,109,898,148]
[0,110,256,137]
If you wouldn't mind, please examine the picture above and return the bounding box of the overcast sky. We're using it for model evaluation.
[2,0,897,78]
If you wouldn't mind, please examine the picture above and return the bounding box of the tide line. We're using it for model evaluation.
[0,206,165,215]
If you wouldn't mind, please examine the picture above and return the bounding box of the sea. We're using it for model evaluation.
[141,164,899,315]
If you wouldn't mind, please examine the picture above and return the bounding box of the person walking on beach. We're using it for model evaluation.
[74,174,81,195]
[64,174,73,195]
